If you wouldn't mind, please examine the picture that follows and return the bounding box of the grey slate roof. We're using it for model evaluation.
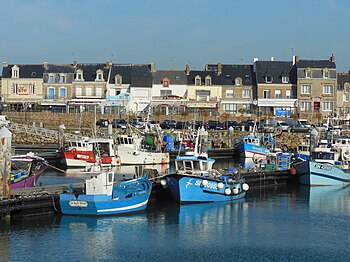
[152,70,187,85]
[296,60,336,69]
[187,70,220,85]
[109,65,132,85]
[44,64,75,73]
[108,64,153,87]
[255,61,296,84]
[2,64,44,78]
[206,64,255,86]
[337,73,350,89]
[75,63,110,82]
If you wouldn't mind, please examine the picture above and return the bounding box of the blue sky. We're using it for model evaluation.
[0,0,349,72]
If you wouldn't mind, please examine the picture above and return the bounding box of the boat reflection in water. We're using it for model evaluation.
[300,184,350,213]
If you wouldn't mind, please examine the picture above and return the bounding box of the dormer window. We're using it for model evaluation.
[115,74,122,85]
[305,68,311,78]
[95,69,104,81]
[235,78,242,86]
[76,69,84,81]
[162,77,170,87]
[323,69,329,79]
[282,76,289,83]
[265,76,273,83]
[12,65,19,78]
[195,75,201,86]
[205,75,212,86]
[49,74,54,83]
[60,75,66,83]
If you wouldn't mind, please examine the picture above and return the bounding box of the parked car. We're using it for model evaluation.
[147,120,160,129]
[129,118,145,129]
[257,123,275,133]
[96,119,109,128]
[289,124,310,133]
[112,118,128,129]
[206,120,224,130]
[276,121,289,132]
[222,120,239,130]
[160,120,176,129]
[175,121,190,129]
[240,120,255,131]
[189,121,204,130]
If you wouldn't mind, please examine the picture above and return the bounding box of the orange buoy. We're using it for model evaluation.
[290,167,297,175]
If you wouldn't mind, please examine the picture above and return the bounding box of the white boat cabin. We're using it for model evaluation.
[85,165,115,196]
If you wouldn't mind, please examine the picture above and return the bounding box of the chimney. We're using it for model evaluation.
[330,54,335,63]
[150,62,156,72]
[72,60,78,68]
[185,64,190,75]
[253,57,258,63]
[43,61,48,68]
[293,55,299,65]
[106,60,112,69]
[218,62,222,76]
[271,57,274,61]
[3,61,8,67]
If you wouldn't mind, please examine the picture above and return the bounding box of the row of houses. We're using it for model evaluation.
[1,55,350,120]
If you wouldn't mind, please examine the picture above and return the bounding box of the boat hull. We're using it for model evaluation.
[165,175,246,203]
[238,142,269,158]
[295,160,350,186]
[10,172,42,189]
[60,193,150,216]
[117,149,169,165]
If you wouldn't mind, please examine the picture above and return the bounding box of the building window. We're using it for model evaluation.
[29,83,35,94]
[226,90,234,98]
[86,87,92,96]
[162,78,170,87]
[195,76,201,86]
[12,66,19,78]
[282,76,289,83]
[59,87,66,98]
[305,69,311,78]
[49,75,54,83]
[275,90,282,99]
[60,75,66,83]
[48,87,55,100]
[286,90,291,99]
[265,76,273,83]
[301,85,311,94]
[205,76,212,86]
[346,107,350,114]
[323,85,333,94]
[96,87,102,97]
[323,101,333,111]
[115,75,122,85]
[161,90,172,96]
[263,90,271,99]
[235,78,241,86]
[242,104,251,112]
[345,86,350,93]
[76,87,82,96]
[300,101,312,111]
[12,83,18,94]
[323,69,329,79]
[345,94,350,102]
[242,90,251,98]
[196,90,210,101]
[222,103,237,114]
[76,69,84,81]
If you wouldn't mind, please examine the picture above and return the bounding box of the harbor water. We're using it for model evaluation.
[1,160,350,261]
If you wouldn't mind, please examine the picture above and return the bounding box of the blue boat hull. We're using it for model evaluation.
[60,177,152,216]
[295,160,350,186]
[166,175,246,203]
[238,142,269,158]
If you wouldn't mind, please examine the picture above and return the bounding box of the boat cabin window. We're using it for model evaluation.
[184,161,193,170]
[108,173,113,183]
[193,160,200,170]
[11,160,31,173]
[312,152,335,160]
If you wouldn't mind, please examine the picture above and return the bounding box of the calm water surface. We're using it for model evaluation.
[1,160,350,261]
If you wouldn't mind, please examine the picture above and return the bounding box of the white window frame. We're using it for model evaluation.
[282,76,289,83]
[86,87,92,96]
[286,90,291,99]
[76,87,82,96]
[263,90,271,99]
[96,87,102,97]
[322,101,333,111]
[301,85,311,94]
[205,76,212,86]
[300,101,312,111]
[116,75,122,85]
[323,85,333,94]
[275,90,282,99]
[195,76,201,86]
[323,70,329,79]
[226,90,234,98]
[305,69,311,78]
[265,76,273,83]
[29,83,35,94]
[49,74,55,83]
[59,87,66,98]
[242,90,251,98]
[60,74,66,83]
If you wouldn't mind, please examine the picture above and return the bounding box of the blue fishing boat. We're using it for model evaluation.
[60,165,152,216]
[160,127,249,203]
[293,160,350,186]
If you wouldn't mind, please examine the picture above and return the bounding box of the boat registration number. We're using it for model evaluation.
[314,164,332,171]
[69,200,88,207]
[194,180,217,189]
